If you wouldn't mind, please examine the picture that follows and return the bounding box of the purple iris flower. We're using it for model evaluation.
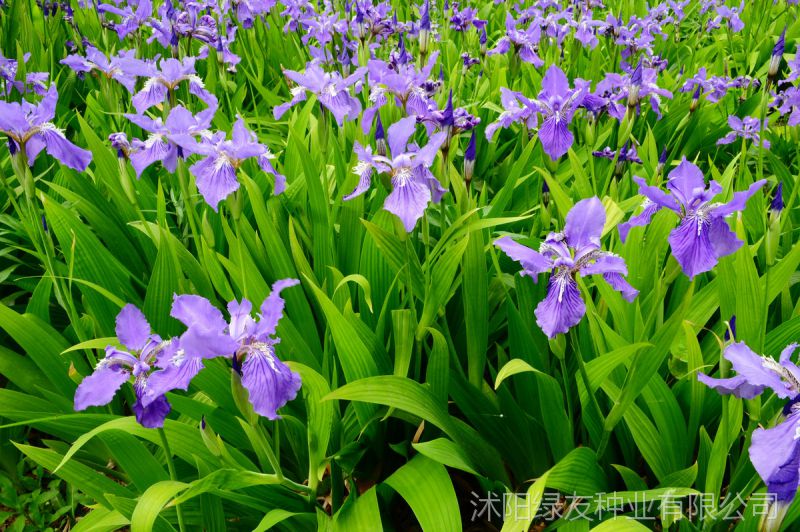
[301,9,349,47]
[361,52,440,133]
[681,68,758,104]
[593,143,641,163]
[149,1,180,49]
[771,86,800,126]
[232,0,277,29]
[280,0,313,33]
[449,4,483,32]
[350,0,397,42]
[698,341,800,503]
[184,116,286,210]
[176,279,302,419]
[98,0,152,40]
[124,96,217,176]
[60,47,147,93]
[74,302,231,428]
[594,65,672,120]
[418,91,480,141]
[485,87,537,139]
[496,197,638,338]
[781,44,800,85]
[131,57,214,114]
[0,85,92,171]
[531,65,588,160]
[199,23,241,72]
[619,157,766,279]
[344,116,446,232]
[0,51,49,95]
[717,115,770,149]
[174,3,219,44]
[275,63,366,126]
[487,13,544,67]
[109,132,132,158]
[572,10,604,49]
[708,2,745,33]
[461,52,480,72]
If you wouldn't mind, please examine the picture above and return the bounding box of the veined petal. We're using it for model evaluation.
[130,136,171,177]
[384,173,432,232]
[257,279,300,339]
[541,65,570,99]
[74,366,130,410]
[538,115,573,160]
[619,199,662,242]
[632,176,681,212]
[494,236,553,281]
[696,373,765,399]
[387,116,417,158]
[227,299,255,341]
[707,217,742,259]
[711,179,767,218]
[750,414,800,502]
[602,273,639,301]
[534,273,586,338]
[190,154,239,211]
[171,294,227,330]
[35,128,92,171]
[141,357,204,407]
[116,304,152,352]
[171,294,238,358]
[241,348,302,419]
[564,196,606,251]
[667,215,718,279]
[666,157,706,207]
[724,342,796,398]
[133,386,171,428]
[780,344,800,364]
[132,80,168,114]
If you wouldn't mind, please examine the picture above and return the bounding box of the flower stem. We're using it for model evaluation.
[158,427,186,532]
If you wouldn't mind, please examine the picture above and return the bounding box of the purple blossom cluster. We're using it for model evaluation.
[75,280,302,427]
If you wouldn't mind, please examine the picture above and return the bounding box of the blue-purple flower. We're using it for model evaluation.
[275,63,365,126]
[0,51,49,95]
[531,65,588,160]
[184,116,286,210]
[344,116,446,232]
[487,13,543,67]
[496,197,638,338]
[717,115,770,149]
[175,279,302,419]
[74,303,231,428]
[61,47,147,93]
[131,57,213,114]
[619,158,766,279]
[98,0,152,40]
[698,341,800,503]
[0,85,92,171]
[124,97,217,176]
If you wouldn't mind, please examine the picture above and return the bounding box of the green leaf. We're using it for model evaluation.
[384,455,461,532]
[332,487,382,532]
[324,376,508,483]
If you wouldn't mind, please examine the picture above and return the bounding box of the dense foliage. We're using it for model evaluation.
[0,0,799,530]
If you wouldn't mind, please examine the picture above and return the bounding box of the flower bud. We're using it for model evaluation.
[768,27,786,81]
[419,0,431,55]
[375,114,387,157]
[627,61,643,109]
[689,85,701,113]
[463,130,476,185]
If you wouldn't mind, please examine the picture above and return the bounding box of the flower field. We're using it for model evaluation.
[1,0,799,530]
